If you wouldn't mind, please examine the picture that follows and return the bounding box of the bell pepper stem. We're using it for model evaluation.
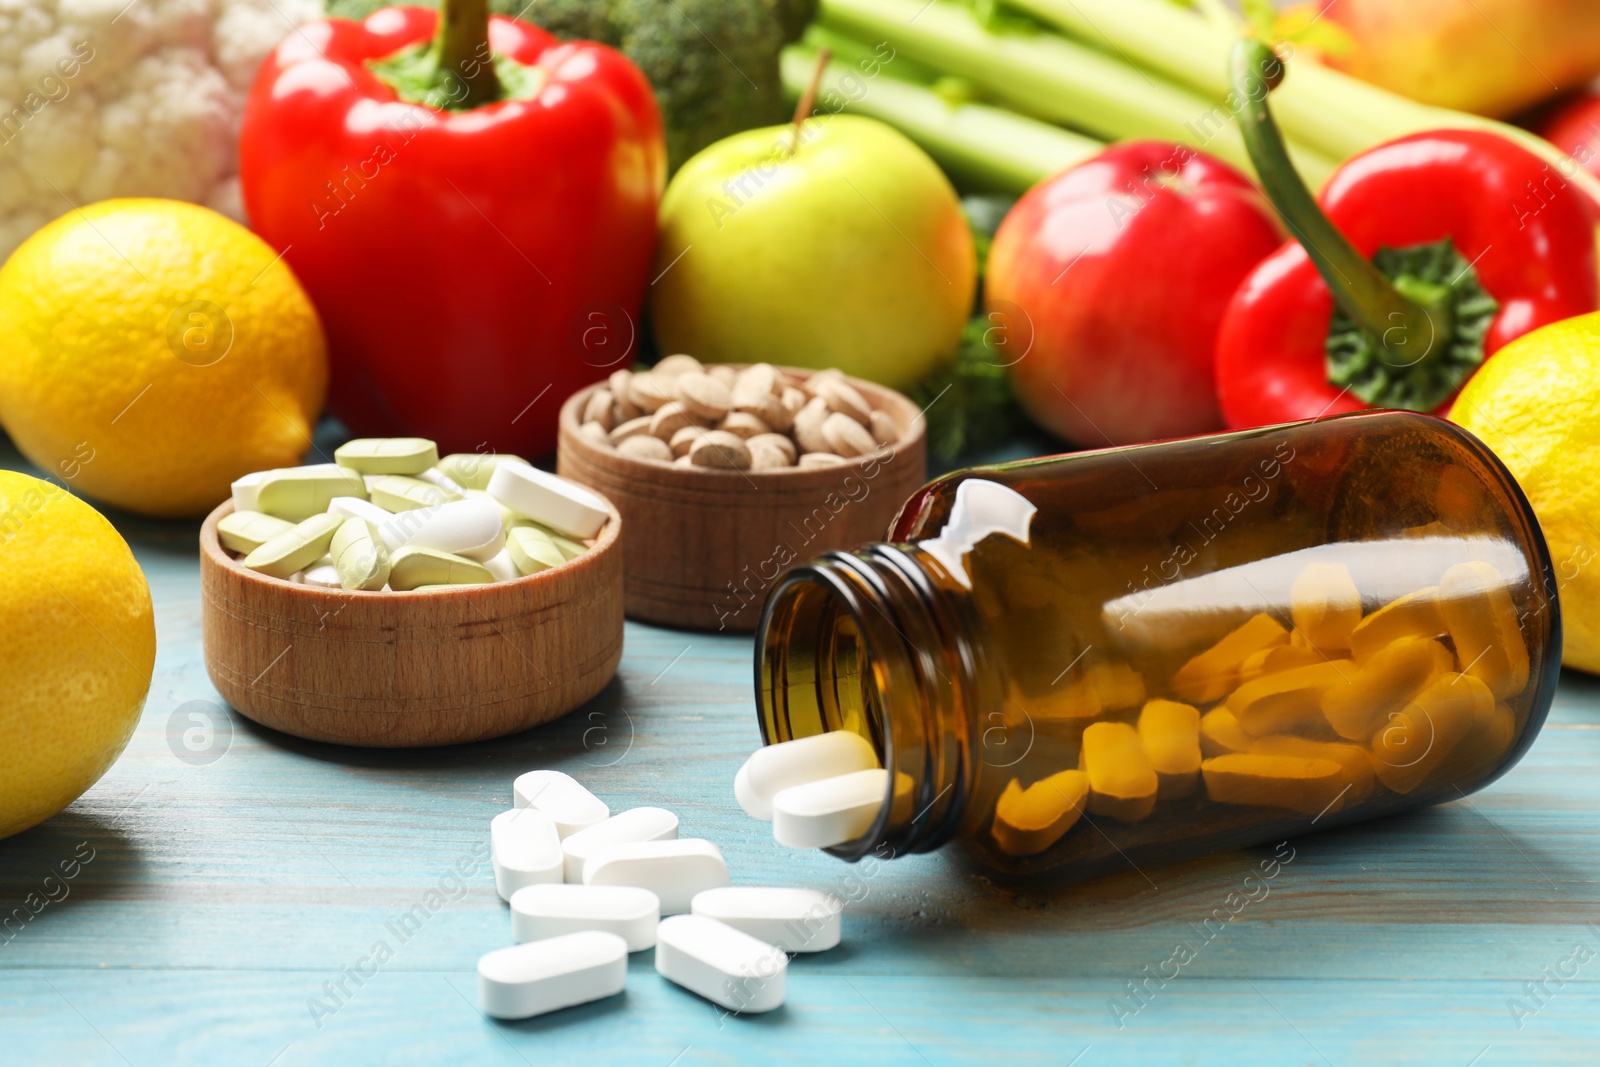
[1230,37,1440,366]
[435,0,501,109]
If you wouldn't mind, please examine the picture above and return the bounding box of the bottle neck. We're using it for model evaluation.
[754,543,986,860]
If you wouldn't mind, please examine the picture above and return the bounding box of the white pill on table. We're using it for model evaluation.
[771,768,902,850]
[327,496,393,526]
[510,883,660,952]
[655,914,786,1013]
[377,497,505,561]
[487,462,610,540]
[231,470,265,513]
[477,931,628,1020]
[482,548,520,583]
[690,886,842,953]
[737,731,880,821]
[513,770,610,838]
[490,808,564,901]
[583,838,729,914]
[561,806,680,882]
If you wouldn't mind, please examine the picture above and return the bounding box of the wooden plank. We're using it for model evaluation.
[4,438,1600,1064]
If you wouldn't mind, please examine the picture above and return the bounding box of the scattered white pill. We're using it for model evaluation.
[488,462,610,540]
[562,807,680,883]
[583,838,729,914]
[771,768,905,850]
[482,548,520,583]
[327,496,393,526]
[477,931,628,1020]
[231,470,265,512]
[655,915,786,1013]
[738,731,880,821]
[690,887,842,953]
[510,883,660,952]
[513,770,610,838]
[490,808,564,901]
[378,497,505,561]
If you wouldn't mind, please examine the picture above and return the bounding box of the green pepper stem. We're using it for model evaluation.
[1230,37,1441,367]
[434,0,501,109]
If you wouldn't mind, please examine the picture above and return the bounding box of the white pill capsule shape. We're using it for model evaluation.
[513,770,610,837]
[377,497,505,561]
[488,462,610,540]
[490,808,564,901]
[771,768,903,849]
[326,496,393,526]
[510,883,660,952]
[301,562,342,589]
[231,471,265,513]
[561,807,680,883]
[477,931,628,1020]
[655,915,786,1013]
[482,548,520,583]
[738,731,880,821]
[582,838,729,915]
[690,887,842,953]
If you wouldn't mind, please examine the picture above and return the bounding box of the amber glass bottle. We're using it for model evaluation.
[755,411,1559,878]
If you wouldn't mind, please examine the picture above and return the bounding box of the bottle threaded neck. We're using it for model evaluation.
[754,543,983,860]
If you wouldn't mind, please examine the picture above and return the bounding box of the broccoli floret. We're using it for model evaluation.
[326,0,814,170]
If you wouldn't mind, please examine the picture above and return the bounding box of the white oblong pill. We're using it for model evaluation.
[771,768,890,850]
[301,561,341,589]
[690,887,842,953]
[377,497,505,561]
[483,548,520,583]
[510,883,660,952]
[655,914,786,1013]
[417,467,467,496]
[739,731,880,821]
[477,930,628,1020]
[561,806,680,882]
[513,770,610,838]
[582,838,728,915]
[491,808,564,901]
[488,462,610,540]
[231,470,265,513]
[327,496,393,526]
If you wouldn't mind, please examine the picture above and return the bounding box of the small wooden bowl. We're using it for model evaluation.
[198,497,624,747]
[557,366,927,632]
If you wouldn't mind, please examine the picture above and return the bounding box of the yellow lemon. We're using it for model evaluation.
[0,199,327,518]
[1450,311,1600,673]
[0,471,155,839]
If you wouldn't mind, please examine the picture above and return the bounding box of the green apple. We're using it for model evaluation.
[649,114,976,389]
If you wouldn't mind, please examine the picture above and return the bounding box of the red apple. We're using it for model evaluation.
[987,142,1282,447]
[1536,90,1600,181]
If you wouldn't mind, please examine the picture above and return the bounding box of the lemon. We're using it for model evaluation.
[0,471,155,839]
[0,199,327,518]
[1450,311,1600,673]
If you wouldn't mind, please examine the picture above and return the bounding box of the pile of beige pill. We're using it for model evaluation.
[480,769,844,1020]
[580,355,901,471]
[218,440,610,591]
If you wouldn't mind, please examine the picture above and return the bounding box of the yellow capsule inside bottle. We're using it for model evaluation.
[755,411,1558,878]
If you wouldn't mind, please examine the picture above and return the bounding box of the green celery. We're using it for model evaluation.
[781,46,1101,194]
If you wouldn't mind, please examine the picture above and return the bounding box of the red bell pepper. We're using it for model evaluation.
[240,0,664,457]
[1215,39,1599,431]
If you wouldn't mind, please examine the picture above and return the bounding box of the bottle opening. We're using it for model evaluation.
[756,547,976,861]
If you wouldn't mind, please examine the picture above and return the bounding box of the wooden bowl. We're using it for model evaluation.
[556,366,927,632]
[198,496,624,747]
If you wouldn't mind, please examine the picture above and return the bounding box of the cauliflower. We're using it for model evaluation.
[0,0,324,258]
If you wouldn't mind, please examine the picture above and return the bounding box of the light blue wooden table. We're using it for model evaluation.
[3,432,1599,1067]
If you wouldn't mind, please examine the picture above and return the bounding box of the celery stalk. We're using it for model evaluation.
[1007,0,1600,205]
[817,0,1339,188]
[780,46,1101,194]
